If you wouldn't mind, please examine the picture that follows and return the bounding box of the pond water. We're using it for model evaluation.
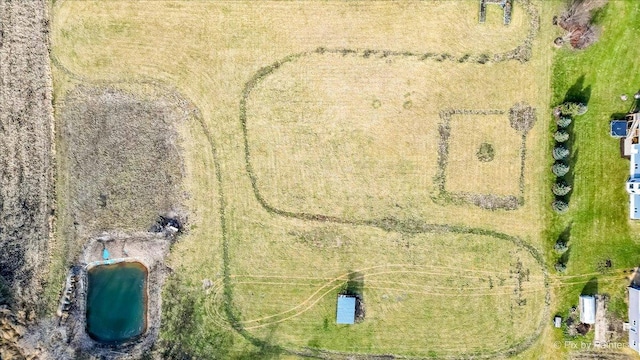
[86,261,147,343]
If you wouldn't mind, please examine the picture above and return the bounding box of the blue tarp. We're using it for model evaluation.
[611,120,628,137]
[336,295,356,325]
[102,248,110,260]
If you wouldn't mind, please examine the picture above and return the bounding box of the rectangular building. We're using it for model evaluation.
[579,295,596,325]
[629,286,640,353]
[336,295,356,325]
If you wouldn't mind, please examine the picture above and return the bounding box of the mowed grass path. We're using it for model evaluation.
[50,1,558,358]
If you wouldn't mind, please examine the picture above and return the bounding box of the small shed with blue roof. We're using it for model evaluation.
[336,295,356,325]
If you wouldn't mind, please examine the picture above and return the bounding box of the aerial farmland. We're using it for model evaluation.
[2,0,640,359]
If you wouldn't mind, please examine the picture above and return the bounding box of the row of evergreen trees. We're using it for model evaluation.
[551,103,587,213]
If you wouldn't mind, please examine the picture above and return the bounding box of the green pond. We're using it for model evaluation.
[86,261,148,343]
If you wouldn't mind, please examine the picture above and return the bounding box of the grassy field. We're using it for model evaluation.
[49,0,567,358]
[245,52,537,221]
[446,113,523,196]
[546,0,640,355]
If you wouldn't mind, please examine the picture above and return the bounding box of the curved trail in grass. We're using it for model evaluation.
[203,264,547,330]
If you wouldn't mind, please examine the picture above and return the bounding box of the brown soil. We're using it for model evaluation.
[0,0,54,357]
[60,85,187,238]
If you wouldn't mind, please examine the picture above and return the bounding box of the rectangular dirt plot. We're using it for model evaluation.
[61,86,186,234]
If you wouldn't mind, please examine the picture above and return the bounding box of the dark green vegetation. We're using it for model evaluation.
[86,262,147,343]
[548,0,640,339]
[477,142,496,162]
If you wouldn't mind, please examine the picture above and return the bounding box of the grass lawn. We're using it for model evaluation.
[547,0,640,353]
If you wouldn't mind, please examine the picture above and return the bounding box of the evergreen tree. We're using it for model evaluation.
[554,130,570,143]
[552,162,570,177]
[553,146,570,160]
[557,116,572,128]
[560,102,588,116]
[554,240,568,253]
[552,181,572,196]
[552,199,569,213]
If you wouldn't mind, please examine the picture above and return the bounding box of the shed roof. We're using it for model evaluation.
[336,295,356,325]
[579,295,596,325]
[629,286,640,353]
[611,120,628,138]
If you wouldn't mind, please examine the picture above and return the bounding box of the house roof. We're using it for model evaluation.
[630,194,640,220]
[631,144,640,177]
[629,286,640,353]
[628,145,640,219]
[611,120,628,138]
[579,295,596,325]
[336,295,356,325]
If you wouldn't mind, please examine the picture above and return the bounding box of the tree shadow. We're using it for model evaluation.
[556,222,572,247]
[563,75,592,106]
[559,245,572,266]
[611,113,628,120]
[344,271,364,296]
[581,277,598,296]
[343,271,366,322]
[562,148,579,204]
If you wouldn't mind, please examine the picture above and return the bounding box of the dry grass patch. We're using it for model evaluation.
[51,0,548,237]
[446,113,523,196]
[246,52,538,221]
[60,85,187,237]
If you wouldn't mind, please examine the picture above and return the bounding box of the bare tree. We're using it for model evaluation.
[557,0,607,49]
[559,0,607,29]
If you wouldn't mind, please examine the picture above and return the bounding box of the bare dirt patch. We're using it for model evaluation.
[0,0,54,357]
[60,85,186,236]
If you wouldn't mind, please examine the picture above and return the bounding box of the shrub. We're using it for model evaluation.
[554,130,570,142]
[553,146,570,160]
[509,102,537,135]
[555,240,568,253]
[553,181,573,196]
[557,0,607,49]
[553,199,569,213]
[560,102,588,116]
[557,116,572,128]
[476,143,495,162]
[555,262,567,273]
[552,162,570,177]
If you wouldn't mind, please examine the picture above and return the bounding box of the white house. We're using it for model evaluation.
[626,144,640,220]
